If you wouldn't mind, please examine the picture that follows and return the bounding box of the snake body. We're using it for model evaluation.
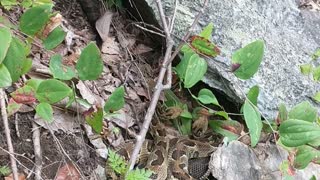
[108,117,217,180]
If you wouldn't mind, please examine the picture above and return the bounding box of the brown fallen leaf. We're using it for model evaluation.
[55,163,81,180]
[5,173,26,180]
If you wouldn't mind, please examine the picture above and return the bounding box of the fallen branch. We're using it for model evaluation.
[127,0,209,171]
[32,121,42,180]
[0,88,19,180]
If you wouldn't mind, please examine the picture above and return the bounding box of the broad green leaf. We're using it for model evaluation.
[19,4,53,36]
[209,119,242,141]
[199,22,214,40]
[85,107,103,133]
[313,92,320,103]
[197,88,219,106]
[247,85,259,106]
[180,104,192,119]
[26,79,43,90]
[300,64,312,75]
[288,101,317,122]
[0,64,12,87]
[49,54,76,80]
[180,44,194,54]
[294,145,320,169]
[21,58,32,75]
[190,35,220,57]
[279,119,320,147]
[243,100,262,147]
[104,86,125,113]
[175,52,207,88]
[36,79,72,104]
[312,65,320,81]
[0,27,12,63]
[2,37,28,82]
[43,26,66,50]
[232,40,264,79]
[76,42,103,80]
[35,102,53,122]
[312,48,320,60]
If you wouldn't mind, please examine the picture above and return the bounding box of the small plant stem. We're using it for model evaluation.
[0,88,19,180]
[127,0,209,172]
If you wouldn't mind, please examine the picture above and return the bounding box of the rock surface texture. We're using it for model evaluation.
[141,0,320,119]
[209,141,320,180]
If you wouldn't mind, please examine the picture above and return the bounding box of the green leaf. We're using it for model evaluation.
[247,85,259,106]
[312,65,320,81]
[49,54,76,80]
[214,111,229,120]
[0,64,12,88]
[313,92,320,103]
[311,48,320,60]
[300,64,312,75]
[19,4,53,36]
[209,119,242,141]
[43,26,66,50]
[288,101,317,122]
[277,103,288,124]
[25,79,43,90]
[21,58,32,75]
[0,0,19,10]
[76,42,103,80]
[279,119,320,147]
[197,88,219,106]
[294,145,320,169]
[2,37,28,82]
[243,100,262,147]
[35,102,53,122]
[175,52,207,88]
[36,79,72,104]
[190,36,220,57]
[21,0,33,8]
[0,16,16,29]
[232,40,264,79]
[0,27,12,63]
[104,86,125,113]
[85,107,103,133]
[7,98,22,117]
[127,168,153,180]
[199,22,214,40]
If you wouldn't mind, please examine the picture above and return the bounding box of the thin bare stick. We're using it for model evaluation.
[127,0,209,171]
[32,122,42,180]
[0,88,19,180]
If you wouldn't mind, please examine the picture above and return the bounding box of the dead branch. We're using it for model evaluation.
[32,122,42,180]
[127,0,209,171]
[0,88,19,180]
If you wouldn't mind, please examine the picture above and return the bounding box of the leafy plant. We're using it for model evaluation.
[278,101,320,170]
[107,150,152,180]
[0,165,11,176]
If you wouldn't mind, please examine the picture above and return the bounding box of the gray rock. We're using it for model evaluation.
[140,0,320,119]
[209,141,320,180]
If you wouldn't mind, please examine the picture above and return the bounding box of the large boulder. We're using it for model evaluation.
[135,0,320,119]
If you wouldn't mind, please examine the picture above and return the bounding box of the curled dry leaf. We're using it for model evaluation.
[132,44,153,55]
[55,163,81,180]
[42,13,63,37]
[101,37,121,55]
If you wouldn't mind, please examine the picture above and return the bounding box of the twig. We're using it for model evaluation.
[127,0,209,171]
[0,88,19,180]
[32,121,42,180]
